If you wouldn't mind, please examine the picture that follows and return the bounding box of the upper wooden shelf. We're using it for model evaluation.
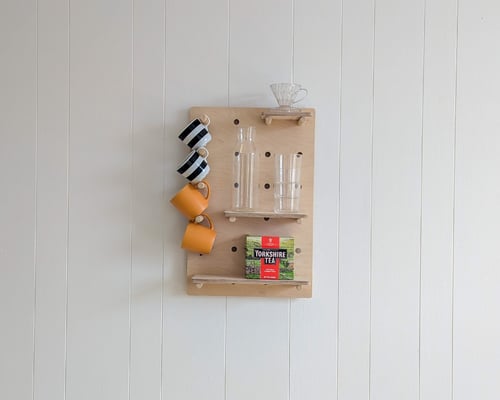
[260,109,313,125]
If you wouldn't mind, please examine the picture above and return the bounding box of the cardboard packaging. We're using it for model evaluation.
[245,235,295,280]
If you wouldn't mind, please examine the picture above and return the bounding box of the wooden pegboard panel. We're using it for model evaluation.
[184,107,315,298]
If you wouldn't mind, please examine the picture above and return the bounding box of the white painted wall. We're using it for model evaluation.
[1,0,499,399]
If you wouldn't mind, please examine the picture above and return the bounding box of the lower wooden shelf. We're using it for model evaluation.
[191,274,310,290]
[187,274,312,297]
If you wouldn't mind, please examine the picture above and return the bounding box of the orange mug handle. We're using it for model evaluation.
[196,180,210,200]
[196,213,213,230]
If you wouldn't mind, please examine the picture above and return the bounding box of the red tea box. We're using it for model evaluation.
[245,235,295,280]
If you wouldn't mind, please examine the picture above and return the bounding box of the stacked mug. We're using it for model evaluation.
[171,115,216,254]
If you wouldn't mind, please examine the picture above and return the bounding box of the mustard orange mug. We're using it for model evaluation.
[170,181,210,219]
[181,214,216,254]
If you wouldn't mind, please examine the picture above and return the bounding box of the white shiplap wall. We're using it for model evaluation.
[1,1,499,400]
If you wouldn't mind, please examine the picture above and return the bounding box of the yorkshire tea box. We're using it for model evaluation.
[245,235,295,280]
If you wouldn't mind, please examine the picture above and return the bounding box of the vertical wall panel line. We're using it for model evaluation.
[418,1,427,399]
[369,1,377,399]
[226,0,231,107]
[336,0,344,399]
[224,297,228,400]
[32,1,39,399]
[161,0,166,398]
[291,0,295,82]
[451,1,460,399]
[64,2,71,400]
[127,1,135,400]
[288,302,291,400]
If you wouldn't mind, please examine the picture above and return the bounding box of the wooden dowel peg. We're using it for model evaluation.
[194,215,204,224]
[200,114,210,126]
[197,147,209,158]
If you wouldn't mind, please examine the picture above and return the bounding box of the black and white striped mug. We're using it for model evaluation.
[177,147,210,183]
[178,117,212,150]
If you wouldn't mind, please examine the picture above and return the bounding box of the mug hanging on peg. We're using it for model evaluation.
[178,114,212,150]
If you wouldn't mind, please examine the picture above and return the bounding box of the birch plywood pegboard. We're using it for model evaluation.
[186,107,315,298]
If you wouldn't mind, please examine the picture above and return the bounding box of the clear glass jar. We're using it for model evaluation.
[232,126,259,210]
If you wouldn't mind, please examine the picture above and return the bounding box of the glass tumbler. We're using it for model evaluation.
[274,153,302,213]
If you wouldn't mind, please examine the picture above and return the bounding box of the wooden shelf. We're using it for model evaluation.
[260,109,313,125]
[224,210,306,222]
[191,274,310,290]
